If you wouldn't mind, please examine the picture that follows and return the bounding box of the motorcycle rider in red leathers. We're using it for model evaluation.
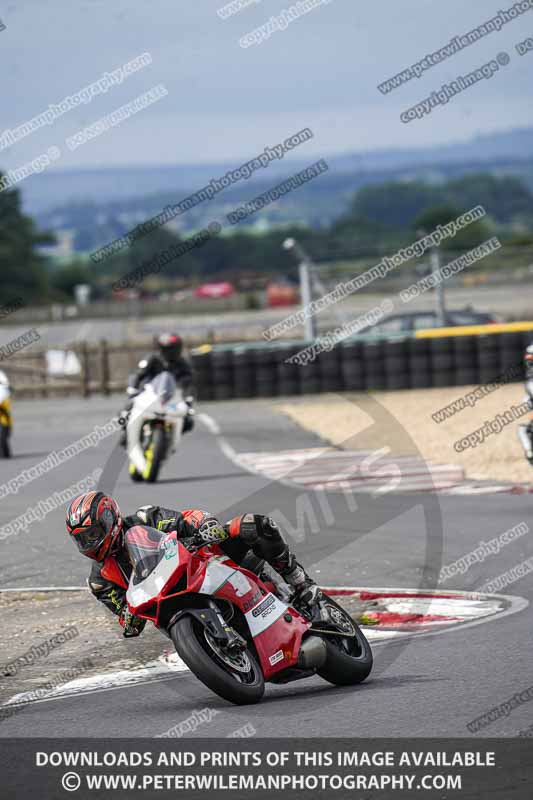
[66,492,321,637]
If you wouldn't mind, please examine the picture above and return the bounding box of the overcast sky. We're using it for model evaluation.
[1,0,532,170]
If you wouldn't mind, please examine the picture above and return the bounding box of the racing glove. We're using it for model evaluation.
[119,606,147,638]
[193,516,229,546]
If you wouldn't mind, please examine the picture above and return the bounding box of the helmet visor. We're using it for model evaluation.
[71,522,107,557]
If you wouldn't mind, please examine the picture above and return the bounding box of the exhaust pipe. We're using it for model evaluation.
[517,425,533,461]
[297,636,327,670]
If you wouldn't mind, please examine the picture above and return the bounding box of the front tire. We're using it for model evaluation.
[143,426,165,483]
[170,615,265,705]
[128,463,143,482]
[316,598,373,686]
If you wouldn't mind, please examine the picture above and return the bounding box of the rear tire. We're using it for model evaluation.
[0,425,11,458]
[170,615,265,705]
[316,598,373,686]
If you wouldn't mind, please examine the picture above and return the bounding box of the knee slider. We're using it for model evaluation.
[88,579,106,597]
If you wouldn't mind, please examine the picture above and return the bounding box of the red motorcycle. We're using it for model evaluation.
[102,525,373,705]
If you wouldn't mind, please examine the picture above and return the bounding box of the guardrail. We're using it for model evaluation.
[5,323,533,400]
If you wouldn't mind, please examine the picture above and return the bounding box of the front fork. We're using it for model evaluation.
[207,599,248,654]
[169,602,247,654]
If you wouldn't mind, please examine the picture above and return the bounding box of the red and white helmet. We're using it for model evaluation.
[66,492,122,561]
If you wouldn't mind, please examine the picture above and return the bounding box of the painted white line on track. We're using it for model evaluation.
[0,586,87,593]
[3,653,190,709]
[198,411,298,489]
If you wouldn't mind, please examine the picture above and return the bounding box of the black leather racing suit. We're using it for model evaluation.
[121,353,195,439]
[131,354,194,396]
[88,505,315,635]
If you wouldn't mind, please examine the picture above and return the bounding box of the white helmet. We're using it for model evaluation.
[0,370,9,386]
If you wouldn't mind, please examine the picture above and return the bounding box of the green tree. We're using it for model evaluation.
[0,174,53,304]
[49,261,92,299]
[350,181,442,228]
[413,204,492,250]
[445,174,533,223]
[96,227,202,285]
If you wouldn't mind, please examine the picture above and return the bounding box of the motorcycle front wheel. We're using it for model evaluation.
[143,426,165,483]
[316,597,373,686]
[170,615,265,705]
[128,463,143,482]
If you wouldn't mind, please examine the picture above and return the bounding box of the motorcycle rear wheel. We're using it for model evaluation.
[171,615,265,705]
[0,425,11,458]
[316,597,373,686]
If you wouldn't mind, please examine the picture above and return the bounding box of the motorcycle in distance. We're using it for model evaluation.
[0,370,12,458]
[107,525,373,705]
[122,371,189,483]
[517,379,533,465]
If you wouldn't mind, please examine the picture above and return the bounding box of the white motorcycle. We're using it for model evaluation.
[124,371,190,483]
[517,386,533,465]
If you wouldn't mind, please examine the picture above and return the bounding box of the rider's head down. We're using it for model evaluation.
[66,492,122,561]
[157,332,183,365]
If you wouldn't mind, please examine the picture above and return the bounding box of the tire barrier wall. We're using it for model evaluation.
[191,329,533,400]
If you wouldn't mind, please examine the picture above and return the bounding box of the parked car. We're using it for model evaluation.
[359,308,497,337]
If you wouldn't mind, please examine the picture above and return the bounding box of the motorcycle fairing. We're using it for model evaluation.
[124,531,310,679]
[197,554,253,596]
[196,556,309,679]
[0,400,11,427]
[127,372,187,474]
[126,530,180,608]
[100,556,129,590]
[0,383,12,428]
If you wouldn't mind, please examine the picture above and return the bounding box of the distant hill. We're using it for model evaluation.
[325,127,533,173]
[15,126,533,251]
[18,126,532,212]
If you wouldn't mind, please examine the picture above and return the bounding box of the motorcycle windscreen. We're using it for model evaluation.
[149,371,177,405]
[125,525,182,610]
[124,525,169,585]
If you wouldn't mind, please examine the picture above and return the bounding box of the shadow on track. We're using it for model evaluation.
[6,451,53,461]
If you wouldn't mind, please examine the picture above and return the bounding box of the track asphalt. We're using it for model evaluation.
[0,396,531,737]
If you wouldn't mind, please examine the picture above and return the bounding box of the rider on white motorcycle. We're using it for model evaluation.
[119,333,194,445]
[66,493,321,637]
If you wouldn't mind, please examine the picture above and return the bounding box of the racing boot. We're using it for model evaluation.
[271,548,322,609]
[182,396,195,435]
[228,514,321,608]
